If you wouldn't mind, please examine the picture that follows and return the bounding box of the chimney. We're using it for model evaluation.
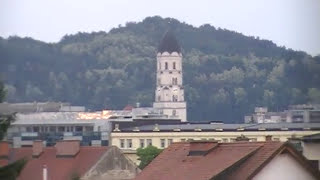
[43,164,47,180]
[33,140,44,158]
[0,141,10,166]
[265,135,272,141]
[55,140,80,157]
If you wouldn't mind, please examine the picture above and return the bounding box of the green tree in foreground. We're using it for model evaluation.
[0,80,27,180]
[136,146,162,169]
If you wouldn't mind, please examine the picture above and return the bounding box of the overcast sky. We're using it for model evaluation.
[1,0,319,56]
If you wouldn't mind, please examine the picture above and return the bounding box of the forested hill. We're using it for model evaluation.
[1,16,320,123]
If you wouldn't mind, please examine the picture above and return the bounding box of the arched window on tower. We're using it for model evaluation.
[173,62,176,69]
[172,77,178,85]
[165,62,168,70]
[172,95,178,102]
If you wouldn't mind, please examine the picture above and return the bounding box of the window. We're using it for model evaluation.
[146,139,152,146]
[140,139,145,148]
[120,139,125,148]
[160,139,166,148]
[172,77,178,85]
[58,126,65,132]
[165,62,168,70]
[85,126,93,132]
[222,138,228,142]
[173,62,176,69]
[33,126,39,132]
[172,110,176,116]
[273,138,280,141]
[26,127,32,132]
[250,138,257,142]
[49,126,56,132]
[168,139,173,146]
[172,95,178,102]
[75,126,83,132]
[127,139,132,148]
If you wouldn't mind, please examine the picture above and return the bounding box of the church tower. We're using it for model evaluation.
[153,32,187,122]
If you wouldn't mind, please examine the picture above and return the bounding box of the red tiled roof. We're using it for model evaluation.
[135,141,319,180]
[123,105,134,111]
[7,146,108,180]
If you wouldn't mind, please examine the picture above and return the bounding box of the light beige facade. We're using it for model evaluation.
[111,130,320,164]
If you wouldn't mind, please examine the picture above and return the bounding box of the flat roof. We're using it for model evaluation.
[115,122,320,132]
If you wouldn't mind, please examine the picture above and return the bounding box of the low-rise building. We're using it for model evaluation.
[110,123,320,164]
[134,141,320,180]
[0,140,140,180]
[302,133,320,170]
[0,102,85,114]
[7,108,181,147]
[245,104,320,123]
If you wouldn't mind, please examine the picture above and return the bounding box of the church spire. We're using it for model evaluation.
[157,31,181,54]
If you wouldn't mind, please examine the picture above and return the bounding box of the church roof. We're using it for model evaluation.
[158,31,181,53]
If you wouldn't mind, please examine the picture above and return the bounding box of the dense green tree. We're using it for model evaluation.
[0,80,27,179]
[0,16,319,122]
[136,146,162,169]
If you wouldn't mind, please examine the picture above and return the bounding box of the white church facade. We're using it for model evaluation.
[153,32,187,122]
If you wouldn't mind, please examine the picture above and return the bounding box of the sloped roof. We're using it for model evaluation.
[135,141,320,180]
[302,133,320,142]
[7,146,108,180]
[158,31,181,54]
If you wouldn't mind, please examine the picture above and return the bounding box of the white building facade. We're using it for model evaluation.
[153,32,187,122]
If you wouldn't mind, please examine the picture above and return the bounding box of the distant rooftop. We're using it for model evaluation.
[116,122,320,132]
[0,102,85,114]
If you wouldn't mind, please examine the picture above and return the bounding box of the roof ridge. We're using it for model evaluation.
[212,145,263,179]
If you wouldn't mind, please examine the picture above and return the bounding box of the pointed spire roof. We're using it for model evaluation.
[158,31,181,54]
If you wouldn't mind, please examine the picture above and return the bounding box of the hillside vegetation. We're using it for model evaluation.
[1,16,320,122]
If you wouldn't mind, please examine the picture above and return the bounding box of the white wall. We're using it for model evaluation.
[253,153,316,180]
[303,142,320,160]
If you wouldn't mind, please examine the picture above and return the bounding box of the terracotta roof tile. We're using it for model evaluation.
[6,146,108,180]
[135,141,319,180]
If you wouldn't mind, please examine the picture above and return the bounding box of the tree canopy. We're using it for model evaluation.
[1,16,320,122]
[0,80,27,179]
[136,145,162,169]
